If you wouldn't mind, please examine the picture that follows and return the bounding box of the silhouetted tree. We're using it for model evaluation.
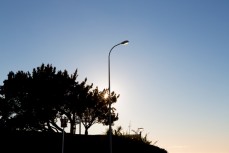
[0,65,67,132]
[78,87,119,135]
[0,63,119,134]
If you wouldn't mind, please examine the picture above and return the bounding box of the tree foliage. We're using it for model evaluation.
[0,64,119,134]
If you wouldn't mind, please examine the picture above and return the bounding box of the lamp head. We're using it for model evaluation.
[120,40,129,45]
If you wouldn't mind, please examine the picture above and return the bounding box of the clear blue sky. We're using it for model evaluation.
[1,1,229,153]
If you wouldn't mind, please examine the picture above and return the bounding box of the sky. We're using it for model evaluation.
[0,0,229,153]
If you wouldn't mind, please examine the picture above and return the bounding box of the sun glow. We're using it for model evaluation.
[104,92,109,99]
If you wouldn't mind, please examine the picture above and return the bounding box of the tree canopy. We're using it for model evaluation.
[0,64,119,135]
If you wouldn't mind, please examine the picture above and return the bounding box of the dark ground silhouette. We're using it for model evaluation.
[0,130,168,153]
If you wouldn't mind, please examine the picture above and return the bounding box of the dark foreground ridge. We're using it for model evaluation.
[0,131,168,153]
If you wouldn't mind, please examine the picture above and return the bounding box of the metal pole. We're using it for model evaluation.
[108,40,129,153]
[79,118,81,135]
[62,127,65,153]
[108,46,113,153]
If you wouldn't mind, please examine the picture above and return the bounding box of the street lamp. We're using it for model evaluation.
[60,116,68,153]
[108,40,129,153]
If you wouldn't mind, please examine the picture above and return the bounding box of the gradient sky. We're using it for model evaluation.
[1,1,229,153]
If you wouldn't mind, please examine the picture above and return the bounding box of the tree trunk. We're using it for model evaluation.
[85,128,88,135]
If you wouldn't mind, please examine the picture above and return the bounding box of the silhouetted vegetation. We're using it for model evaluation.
[0,63,168,153]
[106,126,152,145]
[0,63,119,135]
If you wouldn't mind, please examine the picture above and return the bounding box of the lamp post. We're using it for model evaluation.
[60,116,68,153]
[108,40,129,153]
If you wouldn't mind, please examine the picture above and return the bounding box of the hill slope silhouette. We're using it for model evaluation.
[0,131,168,153]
